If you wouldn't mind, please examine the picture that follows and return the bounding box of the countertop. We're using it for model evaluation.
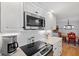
[0,33,19,36]
[1,37,62,56]
[11,48,26,56]
[0,48,26,56]
[40,37,62,45]
[12,37,62,56]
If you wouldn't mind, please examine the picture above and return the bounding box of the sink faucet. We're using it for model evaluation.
[28,37,35,43]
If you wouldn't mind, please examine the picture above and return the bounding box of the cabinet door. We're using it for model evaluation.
[53,45,60,56]
[24,2,35,14]
[53,40,62,56]
[53,48,60,56]
[47,51,53,56]
[1,2,23,32]
[33,4,44,16]
[23,2,44,16]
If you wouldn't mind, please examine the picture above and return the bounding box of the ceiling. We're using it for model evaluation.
[37,2,79,19]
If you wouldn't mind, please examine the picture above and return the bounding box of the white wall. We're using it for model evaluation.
[45,12,56,30]
[17,2,56,47]
[56,16,79,35]
[18,30,39,46]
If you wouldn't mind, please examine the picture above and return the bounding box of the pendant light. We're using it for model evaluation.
[64,18,74,30]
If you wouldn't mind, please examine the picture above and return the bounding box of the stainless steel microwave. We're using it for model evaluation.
[23,11,45,30]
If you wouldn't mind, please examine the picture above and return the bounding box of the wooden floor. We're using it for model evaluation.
[61,42,79,56]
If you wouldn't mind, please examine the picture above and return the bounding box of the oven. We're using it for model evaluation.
[20,41,53,56]
[33,44,53,56]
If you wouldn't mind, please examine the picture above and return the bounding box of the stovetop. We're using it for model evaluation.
[20,41,52,56]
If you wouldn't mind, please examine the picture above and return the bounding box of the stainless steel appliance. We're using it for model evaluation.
[23,11,45,30]
[20,41,53,56]
[33,44,53,56]
[1,33,18,56]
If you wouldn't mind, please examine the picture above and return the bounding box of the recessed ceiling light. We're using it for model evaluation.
[48,10,55,14]
[50,10,54,13]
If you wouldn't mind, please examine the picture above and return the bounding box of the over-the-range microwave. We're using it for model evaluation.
[23,11,45,30]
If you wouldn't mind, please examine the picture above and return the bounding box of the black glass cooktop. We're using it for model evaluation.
[20,41,46,56]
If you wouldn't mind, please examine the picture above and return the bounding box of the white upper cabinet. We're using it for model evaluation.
[23,2,56,30]
[0,2,56,32]
[1,2,23,33]
[23,2,44,16]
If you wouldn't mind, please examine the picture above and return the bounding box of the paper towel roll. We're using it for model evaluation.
[0,37,2,53]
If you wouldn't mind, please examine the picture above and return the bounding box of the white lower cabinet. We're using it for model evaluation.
[53,40,62,56]
[44,37,62,56]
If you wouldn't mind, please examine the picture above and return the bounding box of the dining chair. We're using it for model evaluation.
[67,32,76,46]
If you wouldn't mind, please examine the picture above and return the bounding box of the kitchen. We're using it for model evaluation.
[1,1,79,56]
[0,2,62,56]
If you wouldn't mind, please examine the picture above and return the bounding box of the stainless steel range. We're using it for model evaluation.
[20,41,53,56]
[33,44,53,56]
